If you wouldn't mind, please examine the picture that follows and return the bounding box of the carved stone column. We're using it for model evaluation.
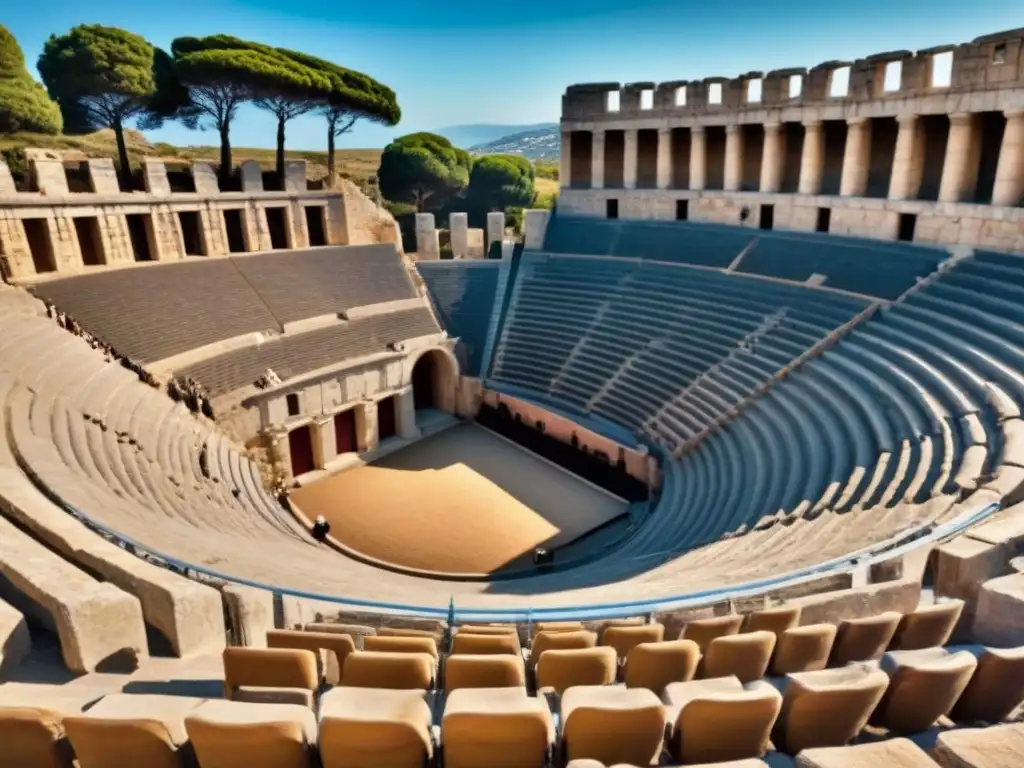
[724,125,743,192]
[839,117,871,197]
[591,131,605,190]
[992,109,1024,207]
[759,123,784,193]
[798,120,824,195]
[689,126,706,191]
[623,129,638,190]
[888,115,923,201]
[939,113,979,204]
[656,128,672,190]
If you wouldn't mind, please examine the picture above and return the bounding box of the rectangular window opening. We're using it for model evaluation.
[606,91,621,112]
[304,206,327,247]
[883,61,903,92]
[676,199,689,221]
[22,218,56,274]
[265,207,289,250]
[897,213,917,242]
[759,204,774,230]
[993,43,1006,65]
[223,209,247,253]
[606,199,619,220]
[746,78,763,104]
[177,211,204,256]
[674,86,687,107]
[640,89,654,110]
[286,393,300,417]
[788,75,803,99]
[815,207,831,233]
[125,213,153,262]
[829,66,850,98]
[708,82,723,105]
[73,216,105,266]
[931,51,953,88]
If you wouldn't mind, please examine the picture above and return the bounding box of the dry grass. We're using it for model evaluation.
[535,177,559,197]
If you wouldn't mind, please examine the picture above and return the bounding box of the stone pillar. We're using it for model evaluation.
[724,125,743,192]
[245,204,271,251]
[759,123,784,193]
[992,109,1024,207]
[888,115,924,201]
[142,160,171,196]
[48,216,84,271]
[85,158,121,194]
[283,161,306,193]
[199,204,229,256]
[30,158,69,196]
[313,417,335,469]
[396,387,421,440]
[240,161,263,192]
[485,211,505,255]
[939,113,978,204]
[0,217,33,279]
[839,117,871,197]
[623,129,638,190]
[500,240,515,259]
[415,213,439,258]
[192,162,220,195]
[798,120,824,195]
[689,126,706,191]
[656,128,672,190]
[523,209,551,250]
[325,196,350,246]
[449,212,469,258]
[559,131,572,189]
[357,403,378,452]
[591,131,605,190]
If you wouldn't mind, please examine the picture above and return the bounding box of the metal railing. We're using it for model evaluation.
[55,484,997,623]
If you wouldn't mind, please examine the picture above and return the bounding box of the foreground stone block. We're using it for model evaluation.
[0,516,147,673]
[223,585,274,647]
[798,738,937,767]
[933,722,1024,767]
[784,578,922,625]
[0,595,31,675]
[973,572,1024,647]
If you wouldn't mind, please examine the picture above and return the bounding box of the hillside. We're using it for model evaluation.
[469,124,560,161]
[433,123,557,150]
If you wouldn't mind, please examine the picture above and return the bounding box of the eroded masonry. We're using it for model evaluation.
[559,29,1024,251]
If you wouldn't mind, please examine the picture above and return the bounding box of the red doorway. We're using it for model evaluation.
[377,396,397,440]
[288,425,315,477]
[334,409,358,455]
[412,353,436,410]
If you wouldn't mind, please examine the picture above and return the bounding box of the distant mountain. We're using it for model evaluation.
[468,125,560,161]
[433,123,558,151]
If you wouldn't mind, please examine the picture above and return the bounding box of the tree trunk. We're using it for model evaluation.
[113,119,132,191]
[326,124,336,185]
[219,122,232,186]
[276,115,286,185]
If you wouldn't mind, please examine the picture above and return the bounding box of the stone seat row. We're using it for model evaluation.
[27,244,421,365]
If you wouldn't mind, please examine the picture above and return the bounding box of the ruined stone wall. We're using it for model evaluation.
[0,157,397,281]
[559,28,1024,252]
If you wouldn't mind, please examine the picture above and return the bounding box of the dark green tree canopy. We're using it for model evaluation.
[0,25,61,134]
[378,132,470,211]
[467,154,536,212]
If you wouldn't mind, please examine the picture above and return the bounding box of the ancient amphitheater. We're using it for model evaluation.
[1,26,1024,768]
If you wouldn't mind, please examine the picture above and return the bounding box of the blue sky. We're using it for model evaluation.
[5,0,1022,150]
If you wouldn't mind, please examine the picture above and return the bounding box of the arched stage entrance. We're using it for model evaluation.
[410,348,458,415]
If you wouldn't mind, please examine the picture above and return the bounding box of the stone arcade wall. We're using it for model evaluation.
[559,28,1024,252]
[0,157,353,281]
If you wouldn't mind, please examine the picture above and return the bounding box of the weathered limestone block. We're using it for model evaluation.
[98,209,135,266]
[783,578,922,625]
[933,722,1024,768]
[288,201,310,249]
[449,212,468,257]
[223,585,274,647]
[797,738,937,767]
[283,160,306,193]
[199,204,229,256]
[0,215,33,278]
[486,211,505,254]
[150,205,185,261]
[30,158,69,195]
[466,228,484,259]
[48,215,84,271]
[246,203,271,251]
[973,572,1024,646]
[523,209,551,250]
[240,160,263,192]
[0,160,16,195]
[143,159,172,196]
[0,595,31,675]
[192,162,220,195]
[415,213,439,258]
[501,239,515,259]
[0,515,147,674]
[933,535,1012,638]
[85,158,120,194]
[326,196,350,246]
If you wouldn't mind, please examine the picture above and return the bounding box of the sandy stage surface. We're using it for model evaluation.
[290,423,627,574]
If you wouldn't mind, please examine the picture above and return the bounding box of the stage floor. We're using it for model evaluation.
[290,422,627,574]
